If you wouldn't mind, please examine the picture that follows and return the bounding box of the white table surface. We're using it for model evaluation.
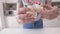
[0,27,60,34]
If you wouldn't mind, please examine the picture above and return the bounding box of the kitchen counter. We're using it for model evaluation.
[0,27,60,34]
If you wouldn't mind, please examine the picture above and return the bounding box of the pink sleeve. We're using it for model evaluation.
[34,0,41,4]
[25,0,41,5]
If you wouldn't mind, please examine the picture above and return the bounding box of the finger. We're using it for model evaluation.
[43,5,53,10]
[19,18,34,24]
[45,0,52,6]
[19,8,26,14]
[17,19,23,24]
[50,7,58,12]
[46,2,52,6]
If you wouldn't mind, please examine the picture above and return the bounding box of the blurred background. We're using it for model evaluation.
[0,0,60,30]
[0,0,60,34]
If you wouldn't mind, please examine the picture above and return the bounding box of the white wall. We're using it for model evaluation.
[52,0,60,2]
[0,0,17,3]
[0,2,5,30]
[5,0,17,3]
[0,17,1,25]
[0,3,3,29]
[0,0,5,2]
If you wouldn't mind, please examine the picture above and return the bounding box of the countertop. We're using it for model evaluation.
[0,27,60,34]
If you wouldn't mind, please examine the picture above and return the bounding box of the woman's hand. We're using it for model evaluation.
[40,4,59,19]
[17,7,35,24]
